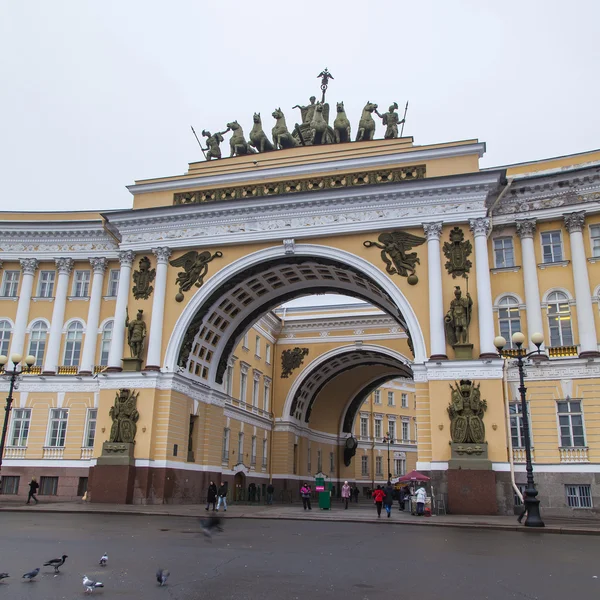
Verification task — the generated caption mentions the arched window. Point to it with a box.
[547,292,574,347]
[28,321,48,366]
[100,321,113,366]
[498,296,521,348]
[0,320,11,356]
[64,322,84,367]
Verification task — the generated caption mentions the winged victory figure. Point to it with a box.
[169,250,223,301]
[363,231,426,280]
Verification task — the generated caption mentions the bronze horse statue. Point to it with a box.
[333,101,351,143]
[355,101,378,142]
[227,121,257,157]
[310,102,329,145]
[249,113,274,153]
[271,108,298,150]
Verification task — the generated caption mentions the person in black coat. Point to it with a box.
[383,481,394,518]
[205,481,217,511]
[27,478,39,505]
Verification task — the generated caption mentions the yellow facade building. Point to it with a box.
[1,129,600,516]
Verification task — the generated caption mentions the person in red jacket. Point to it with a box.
[372,485,385,518]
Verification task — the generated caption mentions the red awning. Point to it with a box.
[397,470,430,482]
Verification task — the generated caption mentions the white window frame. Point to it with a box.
[360,416,369,438]
[83,408,97,448]
[251,435,257,466]
[63,321,84,366]
[361,455,369,476]
[498,295,522,348]
[37,270,56,298]
[238,431,244,458]
[374,418,382,439]
[72,270,91,297]
[100,321,113,366]
[10,408,31,447]
[509,401,532,448]
[388,420,396,442]
[1,271,20,297]
[28,321,48,367]
[240,371,248,403]
[540,230,563,263]
[262,438,268,468]
[375,455,383,476]
[387,391,394,406]
[222,428,230,463]
[242,332,249,349]
[263,381,270,413]
[0,320,12,356]
[401,421,409,442]
[47,408,69,447]
[493,236,515,268]
[401,393,408,408]
[547,292,574,347]
[374,390,381,404]
[394,458,406,476]
[106,269,120,297]
[557,399,586,448]
[589,224,600,258]
[255,335,261,357]
[265,344,271,364]
[566,484,593,508]
[252,377,259,407]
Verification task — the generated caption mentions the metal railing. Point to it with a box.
[548,346,578,358]
[57,365,78,375]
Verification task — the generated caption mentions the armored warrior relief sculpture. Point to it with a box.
[109,388,140,444]
[125,309,147,359]
[375,103,405,139]
[169,250,223,302]
[443,227,473,278]
[202,129,229,160]
[132,256,156,300]
[448,380,487,444]
[363,231,426,284]
[444,286,473,346]
[281,347,309,378]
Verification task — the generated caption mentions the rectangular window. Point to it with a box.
[541,231,563,263]
[402,421,409,441]
[401,393,408,408]
[317,449,322,473]
[263,382,270,413]
[84,409,97,448]
[240,372,248,403]
[252,377,259,407]
[225,365,234,396]
[360,416,368,438]
[255,335,261,357]
[107,269,120,297]
[1,271,20,297]
[10,408,31,447]
[262,438,268,468]
[361,455,369,476]
[243,332,249,348]
[566,484,593,508]
[37,270,56,297]
[266,344,271,364]
[374,390,381,404]
[394,458,406,476]
[374,419,382,439]
[251,436,257,466]
[590,224,600,258]
[100,324,112,366]
[47,408,68,447]
[238,432,244,457]
[557,400,586,447]
[329,451,335,473]
[39,476,59,495]
[0,475,19,495]
[493,237,515,268]
[387,391,394,406]
[73,270,91,297]
[388,421,396,443]
[28,324,47,366]
[375,456,383,476]
[509,402,531,448]
[222,428,230,463]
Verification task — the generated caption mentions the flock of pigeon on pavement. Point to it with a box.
[0,516,223,594]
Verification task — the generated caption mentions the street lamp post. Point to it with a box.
[383,432,391,481]
[494,331,545,528]
[0,354,35,490]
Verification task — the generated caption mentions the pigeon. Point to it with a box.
[156,568,170,586]
[83,575,104,593]
[22,568,40,582]
[99,553,108,567]
[43,554,68,573]
[199,515,223,539]
[0,573,9,582]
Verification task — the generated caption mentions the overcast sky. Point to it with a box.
[1,1,599,214]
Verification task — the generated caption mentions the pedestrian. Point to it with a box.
[26,477,39,505]
[341,481,351,509]
[267,482,274,505]
[353,485,360,503]
[205,480,217,511]
[399,485,410,511]
[372,485,385,518]
[300,483,312,510]
[517,504,528,524]
[383,480,394,518]
[216,481,228,512]
[415,484,427,516]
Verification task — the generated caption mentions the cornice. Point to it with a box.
[281,316,398,332]
[506,358,600,382]
[413,360,504,382]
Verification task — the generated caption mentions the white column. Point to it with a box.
[107,250,135,371]
[9,258,39,359]
[43,258,73,373]
[565,212,599,357]
[469,218,496,357]
[516,219,546,353]
[79,257,108,374]
[423,222,446,359]
[145,247,171,370]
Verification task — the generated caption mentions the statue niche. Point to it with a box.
[444,285,473,358]
[447,380,487,444]
[109,389,140,444]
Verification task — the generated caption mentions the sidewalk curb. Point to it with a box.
[1,506,597,536]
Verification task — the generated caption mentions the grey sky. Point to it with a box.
[1,0,599,214]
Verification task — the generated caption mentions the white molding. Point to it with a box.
[1,459,96,468]
[223,407,272,430]
[25,317,51,333]
[413,360,504,382]
[62,317,86,334]
[277,332,406,344]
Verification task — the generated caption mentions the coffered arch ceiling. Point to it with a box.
[176,255,415,386]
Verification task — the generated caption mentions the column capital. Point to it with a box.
[118,250,136,267]
[516,219,536,239]
[55,257,74,275]
[89,256,108,274]
[469,218,490,237]
[564,211,586,234]
[423,222,443,240]
[20,258,39,275]
[152,247,172,264]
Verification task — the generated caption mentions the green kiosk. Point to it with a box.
[315,472,332,510]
